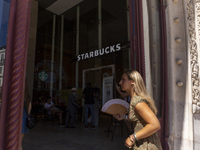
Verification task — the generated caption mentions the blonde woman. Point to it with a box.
[114,70,162,149]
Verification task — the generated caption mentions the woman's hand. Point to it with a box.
[113,114,124,121]
[116,83,120,90]
[125,136,134,149]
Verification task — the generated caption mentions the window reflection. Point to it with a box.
[34,0,130,105]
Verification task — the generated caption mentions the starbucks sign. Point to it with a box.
[77,43,121,61]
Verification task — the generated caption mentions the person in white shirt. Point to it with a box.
[44,97,63,125]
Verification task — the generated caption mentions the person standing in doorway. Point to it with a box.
[83,83,95,129]
[94,87,101,127]
[65,87,79,128]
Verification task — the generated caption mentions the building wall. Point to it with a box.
[166,0,200,149]
[26,0,38,101]
[166,0,191,149]
[193,0,200,149]
[193,1,200,149]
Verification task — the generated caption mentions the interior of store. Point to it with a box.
[33,0,130,109]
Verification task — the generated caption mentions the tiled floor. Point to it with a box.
[23,115,130,150]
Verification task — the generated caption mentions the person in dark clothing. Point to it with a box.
[83,83,95,129]
[65,88,79,128]
[94,87,101,127]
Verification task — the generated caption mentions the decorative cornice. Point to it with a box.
[186,0,200,113]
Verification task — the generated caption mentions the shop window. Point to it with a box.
[34,0,131,105]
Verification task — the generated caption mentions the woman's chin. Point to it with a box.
[121,88,126,92]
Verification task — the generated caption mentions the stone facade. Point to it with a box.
[165,0,200,149]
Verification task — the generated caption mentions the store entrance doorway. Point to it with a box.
[82,64,115,103]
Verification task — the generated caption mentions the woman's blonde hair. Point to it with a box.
[124,70,157,114]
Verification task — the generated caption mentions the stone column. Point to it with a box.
[0,0,32,149]
[166,0,194,149]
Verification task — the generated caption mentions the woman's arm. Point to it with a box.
[133,102,160,140]
[124,102,160,148]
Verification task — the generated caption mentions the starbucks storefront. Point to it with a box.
[0,0,168,149]
[34,0,131,104]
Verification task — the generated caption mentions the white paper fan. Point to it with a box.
[101,99,129,115]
